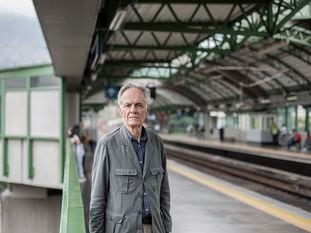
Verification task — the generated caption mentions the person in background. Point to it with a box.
[219,127,224,142]
[280,124,288,135]
[80,121,90,146]
[271,120,279,146]
[186,123,193,137]
[68,124,86,182]
[278,124,288,147]
[302,130,311,152]
[287,129,301,150]
[89,82,172,233]
[154,123,161,133]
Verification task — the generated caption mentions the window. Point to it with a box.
[287,106,296,131]
[277,108,286,128]
[250,115,260,129]
[5,78,26,89]
[297,105,306,131]
[31,76,60,87]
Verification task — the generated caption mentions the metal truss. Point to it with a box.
[85,0,311,98]
[274,26,311,47]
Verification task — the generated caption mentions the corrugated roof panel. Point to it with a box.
[170,4,200,22]
[156,88,195,105]
[208,81,236,98]
[164,33,190,46]
[127,4,162,22]
[150,4,180,22]
[150,32,171,45]
[135,32,159,46]
[107,31,128,45]
[216,78,241,96]
[281,55,311,79]
[107,51,126,60]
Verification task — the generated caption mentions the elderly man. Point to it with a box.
[89,83,172,233]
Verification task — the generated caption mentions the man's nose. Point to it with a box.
[130,105,138,112]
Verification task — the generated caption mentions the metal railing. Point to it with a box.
[59,140,86,233]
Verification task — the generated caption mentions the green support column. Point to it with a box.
[28,139,34,179]
[285,107,288,128]
[60,77,66,183]
[0,79,8,176]
[27,77,34,179]
[295,106,298,130]
[306,107,310,131]
[2,138,8,176]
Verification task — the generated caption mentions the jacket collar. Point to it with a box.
[124,125,148,143]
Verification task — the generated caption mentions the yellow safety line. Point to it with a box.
[168,162,311,232]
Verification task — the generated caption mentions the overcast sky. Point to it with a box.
[0,0,51,69]
[0,0,36,18]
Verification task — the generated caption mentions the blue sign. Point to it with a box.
[104,85,120,99]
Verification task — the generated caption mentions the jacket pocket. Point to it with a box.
[105,215,124,233]
[115,169,138,193]
[151,167,164,189]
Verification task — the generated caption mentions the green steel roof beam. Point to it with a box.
[255,0,311,34]
[101,62,185,69]
[274,26,311,47]
[134,0,268,4]
[275,0,311,32]
[97,74,172,80]
[122,22,268,37]
[103,59,172,64]
[106,44,233,53]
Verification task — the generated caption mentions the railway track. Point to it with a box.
[164,141,311,200]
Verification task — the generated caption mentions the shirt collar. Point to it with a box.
[125,126,148,142]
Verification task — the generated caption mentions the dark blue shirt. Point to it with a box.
[126,127,151,219]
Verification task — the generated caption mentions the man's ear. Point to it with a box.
[119,106,123,116]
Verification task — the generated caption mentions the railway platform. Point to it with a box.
[80,141,311,233]
[168,160,311,233]
[161,134,311,161]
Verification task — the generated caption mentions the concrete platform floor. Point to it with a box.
[81,142,311,233]
[169,160,311,233]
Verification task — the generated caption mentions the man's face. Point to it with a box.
[119,88,148,129]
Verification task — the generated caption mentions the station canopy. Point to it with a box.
[34,0,311,111]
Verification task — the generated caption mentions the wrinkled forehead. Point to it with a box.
[120,88,147,104]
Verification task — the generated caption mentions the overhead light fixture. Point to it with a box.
[109,10,127,31]
[259,98,271,104]
[235,102,244,109]
[91,73,97,81]
[209,111,218,117]
[219,103,226,109]
[286,95,298,101]
[98,54,106,65]
[207,104,213,110]
[210,111,226,118]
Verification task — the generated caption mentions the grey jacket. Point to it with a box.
[89,125,172,233]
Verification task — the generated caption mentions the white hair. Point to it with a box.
[117,82,153,106]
